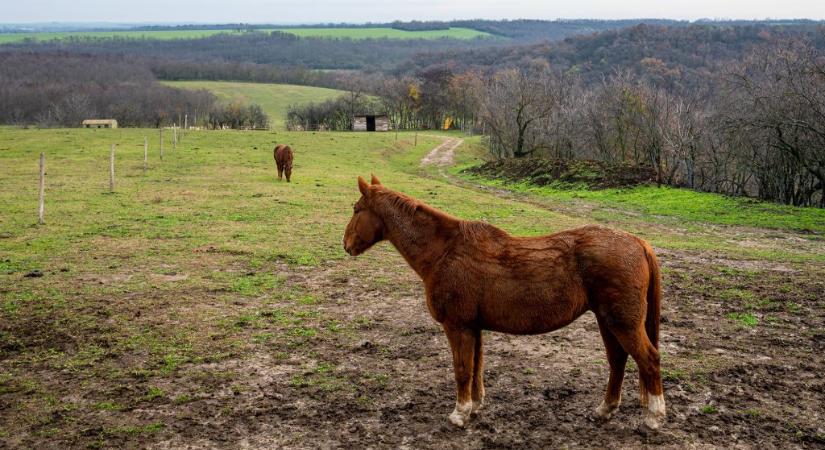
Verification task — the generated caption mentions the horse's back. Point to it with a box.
[275,145,293,164]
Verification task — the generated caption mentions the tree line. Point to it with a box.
[470,41,825,207]
[0,53,268,129]
[286,36,824,207]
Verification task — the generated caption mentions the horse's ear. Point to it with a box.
[357,176,370,197]
[370,174,382,185]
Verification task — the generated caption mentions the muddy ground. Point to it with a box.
[7,242,823,449]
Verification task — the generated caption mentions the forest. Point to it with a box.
[0,53,268,128]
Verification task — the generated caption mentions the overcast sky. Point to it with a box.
[5,0,825,24]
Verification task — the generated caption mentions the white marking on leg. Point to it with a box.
[449,401,473,427]
[643,394,666,430]
[649,394,666,417]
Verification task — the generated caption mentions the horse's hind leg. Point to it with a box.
[471,329,484,414]
[610,326,665,430]
[276,163,283,180]
[594,319,628,420]
[443,325,477,427]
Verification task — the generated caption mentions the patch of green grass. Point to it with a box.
[719,289,757,302]
[106,422,165,435]
[661,368,689,382]
[274,27,491,40]
[740,408,761,417]
[145,387,165,401]
[727,312,759,328]
[701,405,719,414]
[230,273,282,297]
[458,171,825,234]
[94,401,122,411]
[173,394,192,404]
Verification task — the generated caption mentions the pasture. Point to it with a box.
[0,27,490,44]
[272,27,491,40]
[162,81,348,129]
[0,128,823,448]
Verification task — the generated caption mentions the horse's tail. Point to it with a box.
[642,241,661,349]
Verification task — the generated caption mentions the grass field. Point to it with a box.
[273,27,491,39]
[0,27,490,44]
[163,81,348,129]
[1,128,823,448]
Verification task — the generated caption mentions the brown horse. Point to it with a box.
[274,144,294,182]
[343,175,666,431]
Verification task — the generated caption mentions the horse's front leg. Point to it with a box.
[443,325,477,427]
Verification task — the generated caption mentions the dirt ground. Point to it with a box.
[4,219,825,449]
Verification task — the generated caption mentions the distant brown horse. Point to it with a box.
[343,175,665,430]
[274,144,294,182]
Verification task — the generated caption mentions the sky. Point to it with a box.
[3,0,825,24]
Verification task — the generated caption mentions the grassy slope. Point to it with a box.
[0,27,490,44]
[162,81,348,129]
[0,128,823,447]
[273,27,490,39]
[450,139,825,235]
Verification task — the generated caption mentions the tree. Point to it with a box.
[480,65,571,158]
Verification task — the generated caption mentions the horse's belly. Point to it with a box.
[478,294,588,335]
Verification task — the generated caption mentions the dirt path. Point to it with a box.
[420,136,463,167]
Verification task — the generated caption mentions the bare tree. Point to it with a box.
[480,65,571,158]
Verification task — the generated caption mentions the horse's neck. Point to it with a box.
[378,198,455,278]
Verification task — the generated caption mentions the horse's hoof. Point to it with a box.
[471,399,484,415]
[449,411,468,427]
[449,402,472,427]
[640,412,665,433]
[594,400,619,420]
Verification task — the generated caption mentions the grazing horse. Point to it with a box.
[274,144,294,182]
[343,175,666,431]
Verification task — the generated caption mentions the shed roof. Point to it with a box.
[82,119,118,125]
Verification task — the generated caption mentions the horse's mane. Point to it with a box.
[458,220,509,241]
[373,188,509,241]
[373,189,420,218]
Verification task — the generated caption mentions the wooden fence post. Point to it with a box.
[173,124,178,150]
[143,136,148,174]
[109,144,115,192]
[160,128,164,161]
[38,153,45,224]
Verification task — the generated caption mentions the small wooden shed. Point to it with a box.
[352,114,389,132]
[82,119,118,129]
